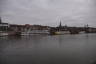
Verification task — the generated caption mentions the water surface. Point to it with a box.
[0,34,96,64]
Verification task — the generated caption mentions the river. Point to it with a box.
[0,34,96,64]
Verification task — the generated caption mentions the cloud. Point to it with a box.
[0,0,96,27]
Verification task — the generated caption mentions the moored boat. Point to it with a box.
[21,30,50,36]
[8,31,21,36]
[0,32,8,37]
[54,31,70,35]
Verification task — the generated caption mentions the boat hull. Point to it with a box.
[54,31,70,35]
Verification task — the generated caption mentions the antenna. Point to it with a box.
[0,17,2,23]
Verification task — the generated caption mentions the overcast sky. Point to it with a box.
[0,0,96,27]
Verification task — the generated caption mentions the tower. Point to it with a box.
[59,20,62,28]
[58,20,62,31]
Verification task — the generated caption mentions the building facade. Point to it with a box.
[0,18,9,32]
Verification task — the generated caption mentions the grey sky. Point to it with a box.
[0,0,96,27]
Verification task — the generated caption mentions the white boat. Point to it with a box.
[54,31,70,35]
[21,30,50,36]
[0,32,8,37]
[79,31,85,34]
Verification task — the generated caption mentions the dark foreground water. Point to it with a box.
[0,34,96,64]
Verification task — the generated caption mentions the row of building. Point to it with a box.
[1,17,96,35]
[0,18,50,32]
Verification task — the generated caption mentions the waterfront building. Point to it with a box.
[9,24,26,32]
[84,24,96,33]
[31,25,50,30]
[0,17,9,32]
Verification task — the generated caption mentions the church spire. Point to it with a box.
[59,20,62,28]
